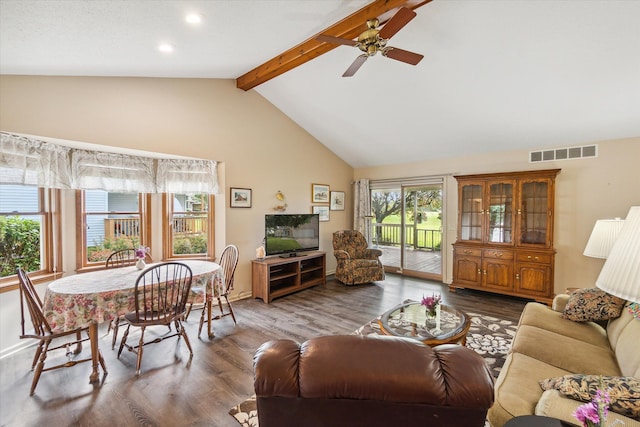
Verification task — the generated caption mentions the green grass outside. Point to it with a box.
[375,211,442,249]
[381,211,441,229]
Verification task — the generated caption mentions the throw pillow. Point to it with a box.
[561,288,626,322]
[539,374,640,420]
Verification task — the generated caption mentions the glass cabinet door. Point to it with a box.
[519,179,551,246]
[487,181,514,244]
[459,183,483,241]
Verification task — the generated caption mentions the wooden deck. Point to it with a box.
[376,245,442,275]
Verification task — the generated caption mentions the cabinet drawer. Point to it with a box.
[455,247,482,257]
[516,252,552,264]
[482,249,514,260]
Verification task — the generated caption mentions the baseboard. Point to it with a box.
[0,340,35,360]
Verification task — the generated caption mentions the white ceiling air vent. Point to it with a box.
[529,145,597,163]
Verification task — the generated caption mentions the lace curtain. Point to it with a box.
[157,158,218,194]
[353,178,372,245]
[0,132,219,194]
[0,133,73,188]
[72,149,156,193]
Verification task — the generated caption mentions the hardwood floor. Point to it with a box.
[0,274,529,427]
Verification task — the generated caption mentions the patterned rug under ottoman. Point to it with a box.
[229,312,517,427]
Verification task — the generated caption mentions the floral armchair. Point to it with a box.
[332,230,385,285]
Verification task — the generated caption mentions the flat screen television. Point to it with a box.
[265,214,320,257]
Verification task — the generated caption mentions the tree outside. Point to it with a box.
[371,188,442,250]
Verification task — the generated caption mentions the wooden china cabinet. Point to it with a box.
[450,169,560,304]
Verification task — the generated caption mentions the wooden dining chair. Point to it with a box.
[117,262,193,375]
[197,244,239,337]
[105,248,155,348]
[17,268,107,395]
[105,248,153,268]
[105,248,137,268]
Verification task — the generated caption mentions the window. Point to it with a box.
[0,184,62,289]
[76,190,151,270]
[163,193,214,259]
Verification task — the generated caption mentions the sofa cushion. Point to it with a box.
[351,259,381,268]
[510,325,621,375]
[539,374,640,420]
[518,302,609,347]
[488,352,571,427]
[561,288,626,322]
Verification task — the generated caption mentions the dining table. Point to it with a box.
[42,259,222,382]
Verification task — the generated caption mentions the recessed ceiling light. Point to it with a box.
[157,43,174,53]
[185,13,202,25]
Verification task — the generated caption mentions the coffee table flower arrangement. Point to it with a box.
[421,293,441,318]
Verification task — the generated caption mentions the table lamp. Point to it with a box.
[583,218,625,259]
[595,207,640,315]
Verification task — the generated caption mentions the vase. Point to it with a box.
[425,305,442,333]
[425,309,437,327]
[136,258,146,270]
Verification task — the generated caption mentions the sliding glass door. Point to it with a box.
[370,179,444,280]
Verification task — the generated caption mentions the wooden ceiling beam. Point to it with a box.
[236,0,433,91]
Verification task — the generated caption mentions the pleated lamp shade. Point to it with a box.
[596,206,640,302]
[583,218,625,259]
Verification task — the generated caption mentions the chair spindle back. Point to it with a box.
[105,249,137,268]
[17,268,52,337]
[133,262,193,323]
[219,244,239,293]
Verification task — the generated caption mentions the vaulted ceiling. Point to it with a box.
[1,0,639,168]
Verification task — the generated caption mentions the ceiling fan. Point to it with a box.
[316,7,424,77]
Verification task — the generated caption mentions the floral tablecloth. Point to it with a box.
[43,260,222,332]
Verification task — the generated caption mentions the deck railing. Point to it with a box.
[105,217,140,239]
[371,223,442,251]
[104,216,207,240]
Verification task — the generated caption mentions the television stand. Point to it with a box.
[279,252,298,258]
[252,251,326,303]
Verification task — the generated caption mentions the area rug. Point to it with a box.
[229,312,517,427]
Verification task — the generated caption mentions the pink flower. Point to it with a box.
[421,293,441,313]
[574,402,601,426]
[573,387,616,427]
[135,246,149,259]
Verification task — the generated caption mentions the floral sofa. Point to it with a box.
[332,230,385,285]
[488,289,640,426]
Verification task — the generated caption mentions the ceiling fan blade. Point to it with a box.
[383,47,424,65]
[342,55,368,77]
[316,34,358,47]
[378,7,417,40]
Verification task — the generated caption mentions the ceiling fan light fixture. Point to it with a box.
[317,7,422,77]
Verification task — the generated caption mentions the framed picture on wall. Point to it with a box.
[330,191,345,210]
[311,183,330,203]
[313,205,330,222]
[230,187,252,208]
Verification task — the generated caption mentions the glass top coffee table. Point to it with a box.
[378,300,471,346]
